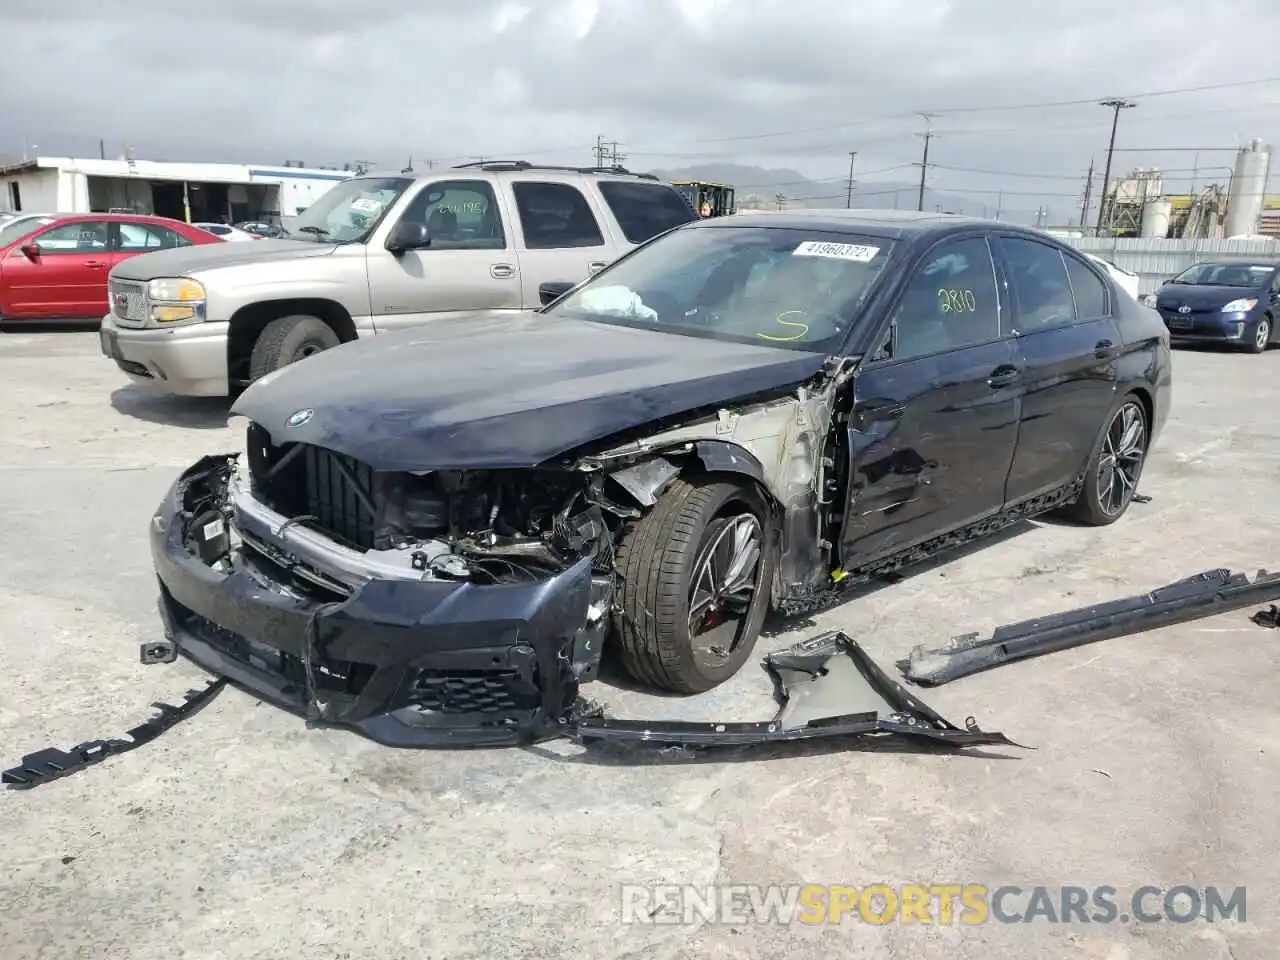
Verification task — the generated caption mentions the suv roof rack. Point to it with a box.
[449,160,659,180]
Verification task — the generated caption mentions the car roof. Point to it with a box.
[357,160,669,185]
[39,212,192,225]
[1190,259,1278,268]
[691,207,1039,239]
[692,208,1027,241]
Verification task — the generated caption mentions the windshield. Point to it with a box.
[287,176,412,243]
[1170,261,1273,287]
[545,224,894,351]
[0,216,56,247]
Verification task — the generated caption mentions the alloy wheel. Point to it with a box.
[1256,319,1271,352]
[1096,401,1147,517]
[687,513,763,668]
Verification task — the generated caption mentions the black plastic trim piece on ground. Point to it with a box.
[898,568,1280,687]
[570,631,1018,752]
[1251,605,1280,629]
[1,679,227,790]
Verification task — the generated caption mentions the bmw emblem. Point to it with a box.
[1178,304,1192,314]
[285,408,313,428]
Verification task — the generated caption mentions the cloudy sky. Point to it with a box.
[3,0,1278,219]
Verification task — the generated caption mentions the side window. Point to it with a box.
[398,179,506,250]
[887,236,1001,361]
[597,181,697,244]
[30,221,110,253]
[512,182,605,250]
[1270,272,1280,295]
[117,224,191,251]
[999,237,1078,332]
[1063,253,1110,320]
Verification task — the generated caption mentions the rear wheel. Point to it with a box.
[248,314,340,381]
[1061,395,1149,526]
[614,477,774,693]
[1248,315,1271,354]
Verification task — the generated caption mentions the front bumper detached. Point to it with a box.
[152,456,597,748]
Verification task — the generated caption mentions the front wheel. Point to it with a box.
[613,477,774,694]
[1247,315,1271,354]
[1060,395,1149,526]
[248,314,341,382]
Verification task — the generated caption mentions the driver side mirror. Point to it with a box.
[385,221,431,254]
[20,243,40,261]
[871,322,895,362]
[539,280,576,306]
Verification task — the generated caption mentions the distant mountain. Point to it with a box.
[647,163,1040,223]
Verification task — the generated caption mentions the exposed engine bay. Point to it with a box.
[244,418,618,591]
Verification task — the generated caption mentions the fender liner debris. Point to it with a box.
[1,679,226,790]
[899,568,1280,687]
[570,631,1017,751]
[1251,605,1280,629]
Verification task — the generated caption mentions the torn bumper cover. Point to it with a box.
[899,567,1280,687]
[152,457,595,748]
[570,631,1016,751]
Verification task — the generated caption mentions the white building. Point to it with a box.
[0,156,352,224]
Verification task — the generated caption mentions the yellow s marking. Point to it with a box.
[758,310,810,341]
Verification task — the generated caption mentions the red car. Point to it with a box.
[0,213,222,322]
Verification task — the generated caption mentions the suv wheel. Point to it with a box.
[248,314,340,381]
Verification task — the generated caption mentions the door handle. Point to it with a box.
[1094,338,1119,359]
[588,261,608,273]
[986,365,1022,389]
[490,263,516,279]
[86,261,107,269]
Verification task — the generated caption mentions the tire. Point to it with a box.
[248,314,341,381]
[1060,394,1149,526]
[613,477,774,694]
[1247,315,1271,354]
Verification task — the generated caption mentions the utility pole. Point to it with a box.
[1079,157,1095,227]
[915,114,936,212]
[593,135,607,167]
[1095,98,1136,235]
[995,191,1003,220]
[607,141,625,167]
[775,193,786,211]
[845,151,857,208]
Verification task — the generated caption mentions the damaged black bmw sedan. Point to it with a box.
[150,210,1171,746]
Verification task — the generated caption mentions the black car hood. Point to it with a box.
[1156,283,1260,309]
[231,311,829,471]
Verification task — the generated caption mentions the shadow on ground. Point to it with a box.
[110,385,231,429]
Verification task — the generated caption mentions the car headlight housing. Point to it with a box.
[1140,294,1157,308]
[147,277,206,324]
[1221,298,1257,313]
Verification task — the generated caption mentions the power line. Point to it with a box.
[641,75,1280,145]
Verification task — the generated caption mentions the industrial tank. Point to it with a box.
[1224,139,1271,238]
[1141,199,1172,238]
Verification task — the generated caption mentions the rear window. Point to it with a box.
[598,181,697,244]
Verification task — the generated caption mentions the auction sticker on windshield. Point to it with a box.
[793,241,881,262]
[350,197,382,212]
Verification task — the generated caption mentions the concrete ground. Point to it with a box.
[1,330,1277,960]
